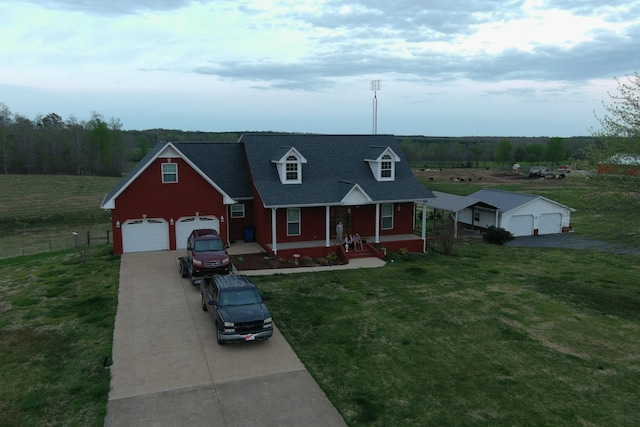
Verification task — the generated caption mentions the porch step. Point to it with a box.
[346,246,376,259]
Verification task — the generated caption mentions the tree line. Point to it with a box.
[399,135,592,169]
[1,72,637,176]
[0,103,238,176]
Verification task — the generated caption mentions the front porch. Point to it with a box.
[260,233,426,260]
[229,233,425,260]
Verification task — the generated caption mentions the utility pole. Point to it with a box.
[371,80,381,134]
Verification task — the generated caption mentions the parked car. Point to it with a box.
[200,275,273,344]
[183,229,231,281]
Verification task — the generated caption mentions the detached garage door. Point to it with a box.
[538,213,562,235]
[508,214,534,237]
[175,216,220,250]
[122,218,170,253]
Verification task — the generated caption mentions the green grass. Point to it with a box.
[0,175,119,259]
[0,246,120,427]
[253,244,640,426]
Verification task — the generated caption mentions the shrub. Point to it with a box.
[483,226,515,245]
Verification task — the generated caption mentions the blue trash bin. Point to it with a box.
[243,227,255,242]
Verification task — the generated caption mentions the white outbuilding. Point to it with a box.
[461,188,574,237]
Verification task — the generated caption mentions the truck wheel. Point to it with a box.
[216,326,224,345]
[180,259,188,278]
[201,294,208,312]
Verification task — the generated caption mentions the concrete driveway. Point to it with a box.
[104,251,346,426]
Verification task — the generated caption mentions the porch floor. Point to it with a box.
[227,234,424,255]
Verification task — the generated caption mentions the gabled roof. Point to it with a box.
[425,191,499,212]
[100,141,252,209]
[239,134,435,207]
[468,188,574,214]
[173,142,253,200]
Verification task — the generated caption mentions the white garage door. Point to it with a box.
[538,213,562,235]
[122,218,170,253]
[175,216,220,249]
[508,215,534,237]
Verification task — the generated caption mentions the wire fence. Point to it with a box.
[0,229,111,260]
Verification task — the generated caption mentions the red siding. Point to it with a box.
[111,158,227,254]
[598,163,640,176]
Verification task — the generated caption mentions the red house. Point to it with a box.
[101,134,435,259]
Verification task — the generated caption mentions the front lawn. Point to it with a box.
[0,247,120,427]
[252,242,640,426]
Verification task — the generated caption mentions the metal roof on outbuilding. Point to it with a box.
[425,191,499,212]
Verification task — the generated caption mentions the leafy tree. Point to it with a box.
[545,137,564,167]
[133,136,149,162]
[87,112,111,175]
[494,139,514,167]
[524,142,545,163]
[0,103,12,174]
[590,72,640,163]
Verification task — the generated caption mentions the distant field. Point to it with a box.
[0,175,121,259]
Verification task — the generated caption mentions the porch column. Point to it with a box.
[453,211,459,239]
[374,203,380,243]
[325,205,331,247]
[271,207,278,255]
[495,209,499,227]
[422,202,427,253]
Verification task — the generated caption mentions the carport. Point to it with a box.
[424,191,500,238]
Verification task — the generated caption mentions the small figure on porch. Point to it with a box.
[343,234,353,252]
[336,220,344,244]
[353,232,364,251]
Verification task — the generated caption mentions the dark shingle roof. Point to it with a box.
[100,141,252,209]
[173,142,253,199]
[101,141,168,208]
[239,134,434,207]
[101,135,435,209]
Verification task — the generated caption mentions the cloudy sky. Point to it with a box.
[1,0,639,136]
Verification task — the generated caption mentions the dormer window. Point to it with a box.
[380,155,393,179]
[285,155,299,181]
[366,147,400,181]
[272,147,307,184]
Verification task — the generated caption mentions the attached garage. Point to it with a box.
[122,218,170,253]
[175,216,220,249]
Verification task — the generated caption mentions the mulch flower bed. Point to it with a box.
[230,253,344,271]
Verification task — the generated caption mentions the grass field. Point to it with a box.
[0,175,120,259]
[252,244,640,425]
[0,171,638,426]
[0,246,120,426]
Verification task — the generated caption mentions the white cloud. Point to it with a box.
[1,0,638,135]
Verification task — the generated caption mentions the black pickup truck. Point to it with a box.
[200,275,273,345]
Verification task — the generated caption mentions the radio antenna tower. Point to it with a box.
[370,80,381,134]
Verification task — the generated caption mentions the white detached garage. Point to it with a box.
[461,188,574,237]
